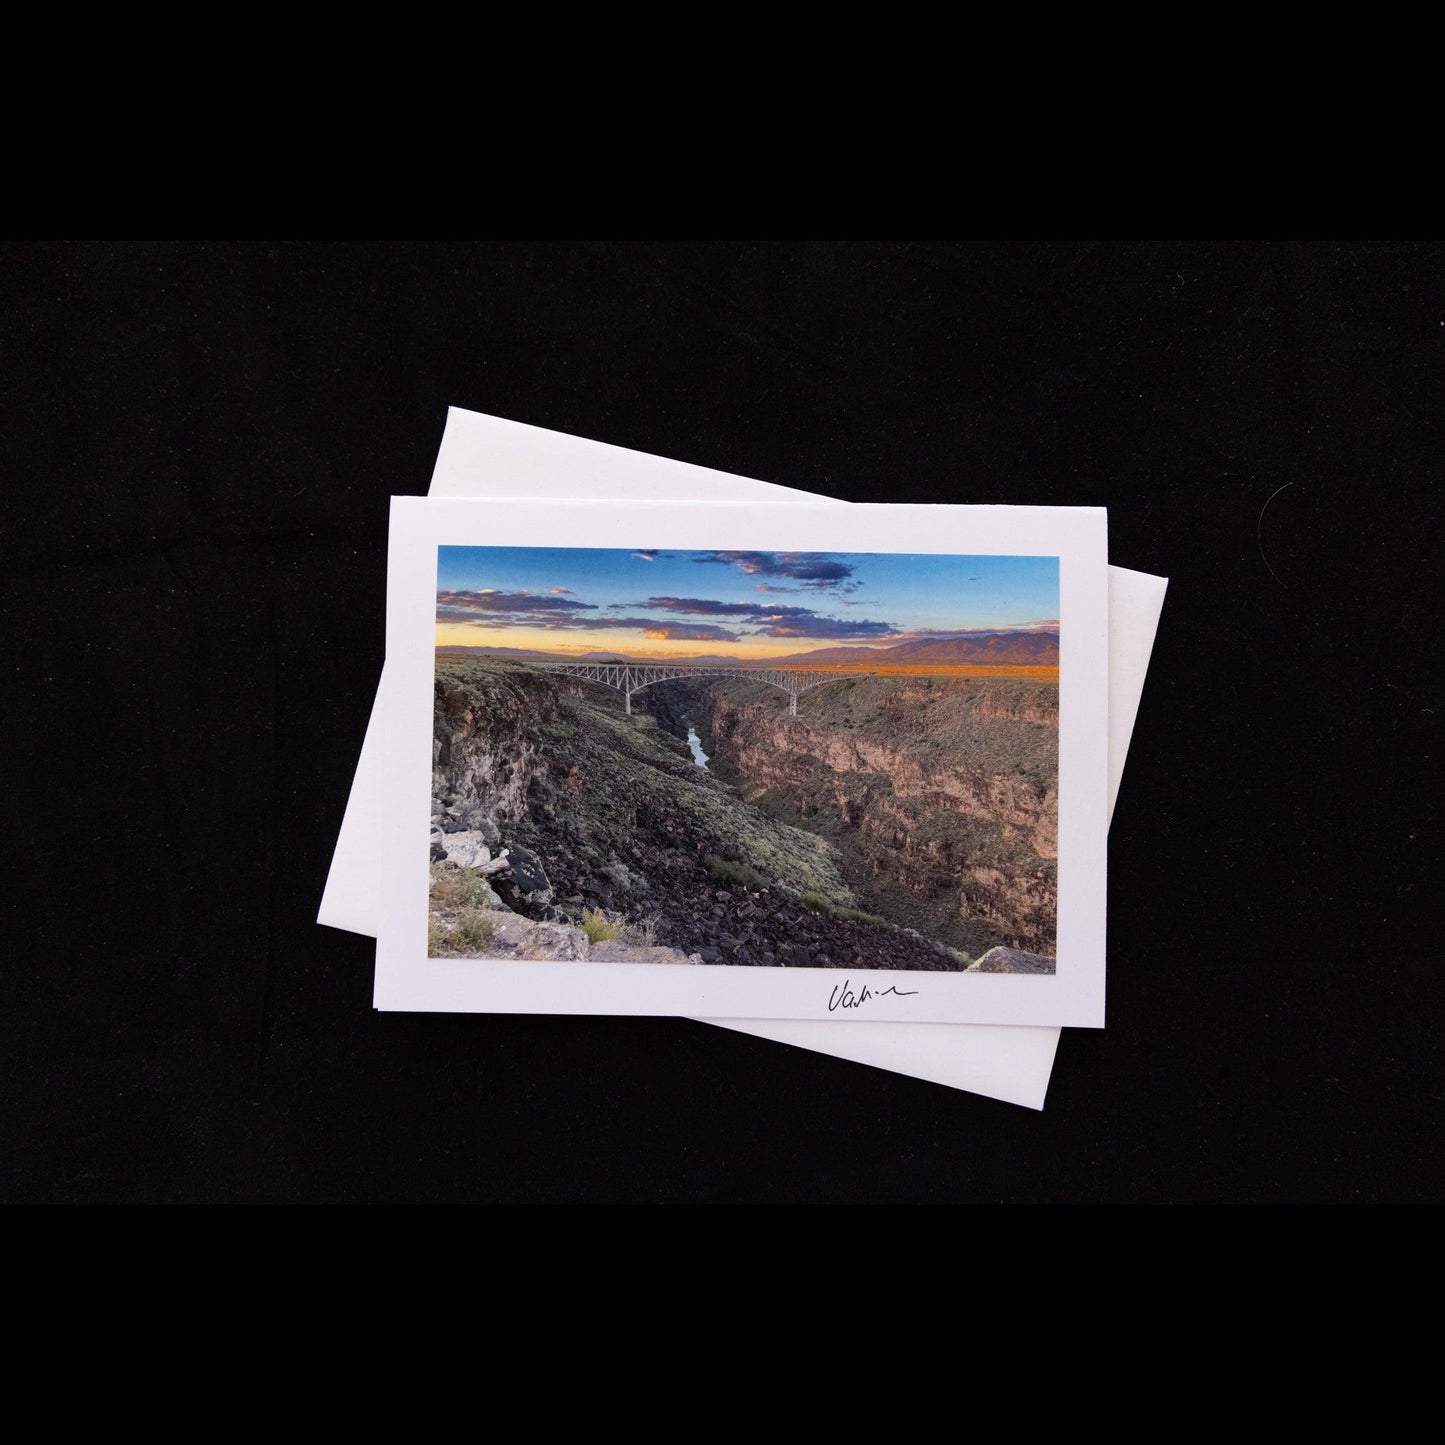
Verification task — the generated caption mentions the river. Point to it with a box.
[686,726,710,769]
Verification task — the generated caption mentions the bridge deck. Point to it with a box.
[532,660,871,715]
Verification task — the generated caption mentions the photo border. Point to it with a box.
[375,496,1108,1027]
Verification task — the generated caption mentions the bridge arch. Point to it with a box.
[532,660,870,716]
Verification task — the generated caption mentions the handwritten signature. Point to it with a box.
[827,979,920,1012]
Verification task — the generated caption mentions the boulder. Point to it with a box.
[442,832,493,869]
[463,812,501,845]
[966,946,1055,975]
[503,844,551,898]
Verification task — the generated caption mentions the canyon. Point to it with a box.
[651,671,1057,957]
[427,655,1057,969]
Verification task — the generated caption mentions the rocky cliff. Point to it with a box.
[434,664,560,826]
[695,673,1058,956]
[428,657,970,970]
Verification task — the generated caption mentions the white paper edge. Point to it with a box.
[376,496,1108,1030]
[319,408,1167,1107]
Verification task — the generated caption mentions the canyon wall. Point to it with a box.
[696,674,1058,956]
[430,657,970,970]
[433,664,561,825]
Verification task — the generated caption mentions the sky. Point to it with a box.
[436,547,1059,659]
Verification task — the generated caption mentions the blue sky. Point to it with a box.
[436,547,1059,658]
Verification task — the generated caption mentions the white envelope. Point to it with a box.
[321,408,1167,1107]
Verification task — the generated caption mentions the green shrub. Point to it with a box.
[581,907,625,944]
[430,907,498,957]
[430,862,483,909]
[799,892,834,915]
[834,906,887,927]
[704,855,767,891]
[453,908,498,954]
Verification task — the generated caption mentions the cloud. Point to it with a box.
[641,624,746,642]
[586,616,699,631]
[640,595,815,619]
[755,616,897,639]
[437,606,601,626]
[452,611,726,634]
[435,579,906,643]
[754,583,799,594]
[693,551,856,589]
[632,550,662,562]
[619,589,900,640]
[436,589,596,615]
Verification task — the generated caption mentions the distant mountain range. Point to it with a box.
[773,631,1060,666]
[437,631,1059,667]
[436,645,578,660]
[435,646,752,666]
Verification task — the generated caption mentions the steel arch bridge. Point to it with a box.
[532,660,871,715]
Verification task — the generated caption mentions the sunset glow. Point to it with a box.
[436,546,1059,660]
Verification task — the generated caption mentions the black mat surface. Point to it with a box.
[4,240,1438,1203]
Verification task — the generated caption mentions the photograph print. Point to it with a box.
[428,544,1061,977]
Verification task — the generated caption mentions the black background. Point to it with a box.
[3,240,1438,1204]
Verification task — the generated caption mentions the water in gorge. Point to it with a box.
[686,725,710,769]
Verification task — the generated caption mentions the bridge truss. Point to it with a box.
[533,660,870,715]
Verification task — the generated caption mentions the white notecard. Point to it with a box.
[320,408,1167,1105]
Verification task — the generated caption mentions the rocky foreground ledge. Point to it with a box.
[448,911,701,965]
[965,946,1056,974]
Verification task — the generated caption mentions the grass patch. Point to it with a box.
[430,862,487,909]
[580,907,657,946]
[429,907,498,957]
[834,906,888,927]
[623,916,657,947]
[581,907,625,944]
[704,855,768,891]
[799,892,834,915]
